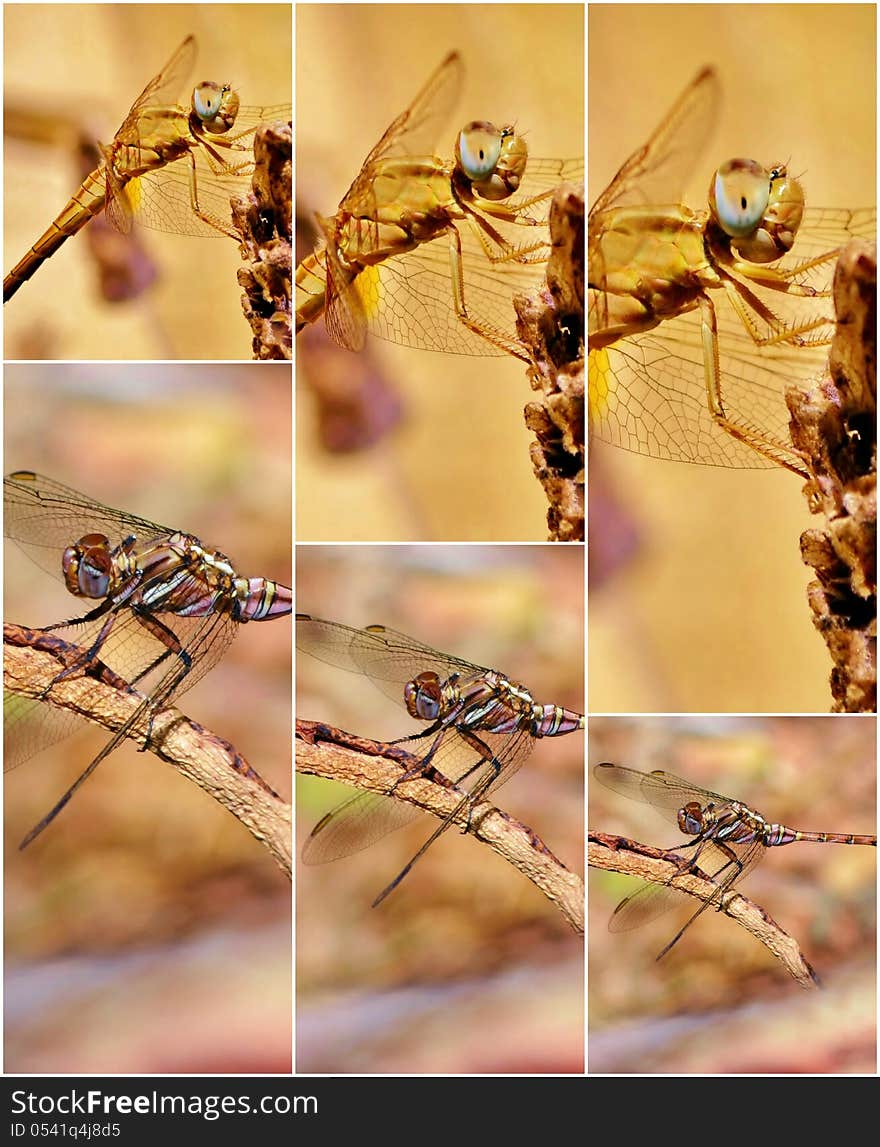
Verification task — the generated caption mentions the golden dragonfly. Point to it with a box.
[588,68,875,475]
[4,35,290,302]
[296,51,583,360]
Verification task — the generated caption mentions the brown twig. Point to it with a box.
[4,624,291,876]
[232,120,292,360]
[515,183,585,542]
[589,831,820,988]
[297,719,584,932]
[787,239,877,712]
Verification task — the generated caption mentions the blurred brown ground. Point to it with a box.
[588,4,876,712]
[4,365,292,1072]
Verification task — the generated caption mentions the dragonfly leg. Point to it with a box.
[126,607,195,748]
[182,151,239,241]
[720,276,830,349]
[462,208,549,266]
[38,610,120,698]
[697,294,810,477]
[445,225,530,360]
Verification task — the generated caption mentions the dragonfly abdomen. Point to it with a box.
[235,577,294,622]
[3,168,108,302]
[765,824,878,847]
[531,703,586,737]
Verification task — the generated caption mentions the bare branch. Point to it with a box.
[4,624,291,876]
[297,719,584,932]
[515,183,585,542]
[589,831,820,989]
[787,239,877,712]
[232,120,292,361]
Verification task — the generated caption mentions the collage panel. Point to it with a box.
[296,2,584,542]
[4,2,291,361]
[588,3,876,713]
[295,544,584,1072]
[588,715,876,1074]
[3,364,293,1072]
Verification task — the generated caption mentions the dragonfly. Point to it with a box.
[4,34,291,301]
[593,762,876,960]
[588,67,875,475]
[4,470,292,847]
[295,51,583,360]
[297,614,584,905]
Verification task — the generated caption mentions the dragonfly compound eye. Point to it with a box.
[678,801,705,836]
[193,82,240,133]
[709,158,771,239]
[404,672,443,721]
[456,121,504,184]
[732,166,806,263]
[62,534,114,598]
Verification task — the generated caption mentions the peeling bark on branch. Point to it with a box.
[4,624,291,875]
[297,719,584,932]
[589,831,820,988]
[787,240,877,712]
[515,184,585,542]
[232,120,292,360]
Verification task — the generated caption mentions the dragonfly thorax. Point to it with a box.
[62,533,138,599]
[190,82,240,134]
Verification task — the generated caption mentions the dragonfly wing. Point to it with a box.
[302,722,535,863]
[5,604,238,771]
[302,787,425,863]
[355,225,553,356]
[338,52,463,219]
[296,615,484,697]
[607,834,764,933]
[114,35,198,139]
[590,67,719,216]
[4,471,173,583]
[589,288,831,472]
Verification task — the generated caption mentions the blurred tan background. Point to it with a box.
[4,365,292,1072]
[588,4,876,711]
[296,545,584,1072]
[3,3,291,360]
[589,716,876,1074]
[296,3,583,541]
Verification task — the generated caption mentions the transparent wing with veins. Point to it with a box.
[590,67,720,218]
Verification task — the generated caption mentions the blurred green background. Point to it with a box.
[296,544,584,1072]
[4,3,291,361]
[589,715,876,1074]
[296,3,583,541]
[588,4,876,711]
[4,364,292,1072]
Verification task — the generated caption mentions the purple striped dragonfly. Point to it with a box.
[594,763,876,959]
[297,614,584,905]
[4,470,292,846]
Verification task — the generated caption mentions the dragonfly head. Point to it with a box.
[709,158,805,263]
[191,82,240,134]
[62,533,120,599]
[404,671,445,722]
[678,800,709,837]
[456,121,528,201]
